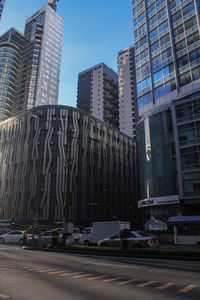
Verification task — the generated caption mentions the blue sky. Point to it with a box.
[0,0,133,107]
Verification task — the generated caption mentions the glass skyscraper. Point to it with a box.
[25,2,64,108]
[133,0,200,222]
[0,1,64,121]
[0,0,5,21]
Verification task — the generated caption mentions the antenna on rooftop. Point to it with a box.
[48,0,59,12]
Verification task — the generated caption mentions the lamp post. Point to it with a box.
[32,111,75,237]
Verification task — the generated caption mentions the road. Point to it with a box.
[0,244,199,300]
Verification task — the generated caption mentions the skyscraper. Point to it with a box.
[0,1,64,121]
[0,28,34,120]
[133,0,200,222]
[77,63,119,129]
[0,0,6,21]
[118,46,137,138]
[24,2,64,108]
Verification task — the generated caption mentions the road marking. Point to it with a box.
[48,270,67,274]
[60,272,82,277]
[102,277,122,283]
[118,278,139,285]
[27,267,50,271]
[88,275,106,281]
[137,281,158,287]
[37,268,58,273]
[0,293,10,298]
[178,285,198,293]
[156,283,176,290]
[74,273,93,278]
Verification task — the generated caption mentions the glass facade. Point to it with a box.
[25,4,64,107]
[0,28,33,121]
[176,98,200,198]
[137,110,177,200]
[134,1,200,221]
[132,0,200,115]
[0,1,5,21]
[0,3,64,121]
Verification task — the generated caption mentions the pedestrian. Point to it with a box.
[23,229,28,246]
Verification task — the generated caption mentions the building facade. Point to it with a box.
[0,1,63,121]
[24,2,64,108]
[0,105,137,226]
[118,46,137,138]
[0,28,34,121]
[133,0,200,222]
[77,63,119,130]
[0,0,6,21]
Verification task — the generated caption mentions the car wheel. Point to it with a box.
[133,244,141,248]
[84,240,90,246]
[101,243,108,247]
[19,239,23,245]
[0,238,5,244]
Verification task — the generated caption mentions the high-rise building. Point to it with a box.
[133,0,200,222]
[0,28,34,121]
[0,0,6,21]
[118,46,137,138]
[77,63,119,129]
[24,2,64,108]
[0,1,64,121]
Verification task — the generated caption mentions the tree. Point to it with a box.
[118,228,131,250]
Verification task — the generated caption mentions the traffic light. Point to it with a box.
[113,216,116,220]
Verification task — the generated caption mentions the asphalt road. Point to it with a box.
[0,244,199,300]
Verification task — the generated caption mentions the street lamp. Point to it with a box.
[32,111,75,238]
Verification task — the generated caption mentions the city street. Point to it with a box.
[0,245,199,299]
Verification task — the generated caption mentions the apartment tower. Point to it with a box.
[77,63,119,129]
[118,46,137,138]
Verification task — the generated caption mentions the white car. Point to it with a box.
[98,231,160,249]
[0,230,24,245]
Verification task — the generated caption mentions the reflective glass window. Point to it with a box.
[179,71,191,86]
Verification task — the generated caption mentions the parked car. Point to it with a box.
[0,230,24,245]
[98,231,160,248]
[36,230,63,247]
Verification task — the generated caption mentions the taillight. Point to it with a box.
[148,239,152,243]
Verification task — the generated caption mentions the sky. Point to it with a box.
[0,0,133,107]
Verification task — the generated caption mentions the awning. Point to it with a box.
[168,216,200,223]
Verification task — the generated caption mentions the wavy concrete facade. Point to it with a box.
[0,105,137,225]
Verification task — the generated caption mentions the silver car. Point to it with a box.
[37,230,63,247]
[0,230,24,245]
[98,231,160,248]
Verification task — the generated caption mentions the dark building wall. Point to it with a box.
[77,71,91,113]
[0,105,138,226]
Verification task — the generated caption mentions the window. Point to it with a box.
[187,32,200,46]
[179,71,191,86]
[189,48,200,63]
[184,17,197,31]
[177,55,189,68]
[192,67,200,81]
